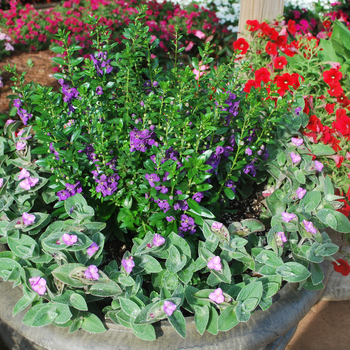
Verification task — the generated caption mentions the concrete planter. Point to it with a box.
[0,243,331,350]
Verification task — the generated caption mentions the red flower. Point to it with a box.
[325,103,335,114]
[267,27,279,41]
[328,82,343,97]
[275,35,287,47]
[233,38,249,54]
[255,67,271,84]
[265,41,278,56]
[332,259,350,276]
[333,110,350,139]
[347,187,350,202]
[259,22,271,36]
[276,73,296,91]
[337,200,350,217]
[274,56,287,69]
[288,20,297,35]
[323,68,342,85]
[336,108,347,119]
[323,20,332,29]
[328,154,344,168]
[337,93,350,107]
[306,115,323,133]
[244,79,257,93]
[246,20,260,32]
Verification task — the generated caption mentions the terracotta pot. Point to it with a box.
[0,243,331,350]
[322,228,350,301]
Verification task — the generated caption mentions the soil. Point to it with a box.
[0,50,60,113]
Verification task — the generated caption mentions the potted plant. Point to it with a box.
[0,7,348,349]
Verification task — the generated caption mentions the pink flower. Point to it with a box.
[62,233,78,246]
[314,160,324,172]
[29,276,47,295]
[84,265,99,280]
[303,220,317,234]
[317,31,327,39]
[207,256,222,271]
[87,242,99,256]
[153,234,165,247]
[151,54,156,59]
[18,168,30,180]
[209,288,224,304]
[122,257,135,273]
[19,177,39,190]
[281,212,296,223]
[0,178,3,188]
[262,187,275,197]
[16,142,26,151]
[291,137,303,146]
[290,152,301,163]
[22,212,35,225]
[296,187,307,199]
[194,30,206,39]
[211,222,223,230]
[277,231,287,245]
[163,301,176,316]
[185,41,195,51]
[150,35,157,44]
[5,42,14,51]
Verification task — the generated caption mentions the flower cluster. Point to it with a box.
[57,181,83,201]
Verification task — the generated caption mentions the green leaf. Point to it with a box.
[193,305,209,335]
[206,306,219,335]
[168,309,186,338]
[218,305,239,331]
[119,297,141,317]
[52,57,66,65]
[134,254,162,274]
[23,304,58,327]
[13,294,35,316]
[70,293,88,311]
[310,262,324,285]
[276,262,311,283]
[166,246,187,274]
[42,230,92,252]
[317,209,350,233]
[89,281,122,297]
[52,264,86,288]
[81,312,106,333]
[310,144,335,156]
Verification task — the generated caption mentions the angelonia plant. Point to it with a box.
[0,7,349,340]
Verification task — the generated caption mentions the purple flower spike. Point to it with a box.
[16,141,26,151]
[314,161,324,172]
[122,257,135,274]
[153,234,165,247]
[62,233,78,246]
[163,301,176,316]
[87,242,99,257]
[290,152,301,164]
[18,168,30,180]
[96,86,103,95]
[84,265,99,280]
[281,212,296,223]
[29,276,47,295]
[209,288,225,304]
[296,187,306,199]
[207,256,222,271]
[291,137,304,147]
[303,220,317,234]
[212,222,223,230]
[22,212,35,225]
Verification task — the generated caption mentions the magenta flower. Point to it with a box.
[209,288,225,304]
[277,231,287,246]
[314,161,324,172]
[166,216,175,222]
[62,233,78,246]
[291,137,304,146]
[245,147,252,156]
[29,276,47,295]
[296,187,307,199]
[290,152,301,164]
[18,168,30,180]
[153,234,165,247]
[207,256,222,271]
[96,86,103,95]
[303,220,317,234]
[0,178,3,188]
[19,177,39,190]
[122,257,135,273]
[84,265,99,280]
[194,30,206,39]
[163,301,176,316]
[16,141,26,151]
[22,212,35,225]
[87,242,99,257]
[281,212,296,223]
[211,222,223,230]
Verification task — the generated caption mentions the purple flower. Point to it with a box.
[290,152,301,164]
[207,256,222,271]
[281,212,296,223]
[122,257,135,274]
[140,101,144,107]
[96,86,103,95]
[192,192,204,203]
[29,276,47,295]
[153,234,165,247]
[19,177,39,190]
[57,190,70,201]
[62,233,78,246]
[225,180,236,192]
[87,242,99,257]
[291,137,303,146]
[5,119,15,125]
[295,107,302,116]
[243,164,257,177]
[166,216,175,222]
[296,187,306,199]
[163,301,176,316]
[245,147,252,156]
[314,161,324,172]
[145,173,160,187]
[22,212,35,225]
[277,231,287,246]
[0,178,3,188]
[209,288,224,304]
[13,99,22,108]
[84,265,99,280]
[303,220,317,234]
[16,142,26,151]
[212,222,223,230]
